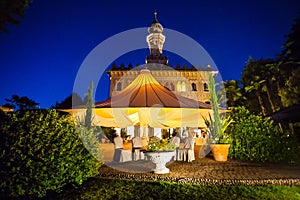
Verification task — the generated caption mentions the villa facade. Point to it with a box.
[105,12,217,138]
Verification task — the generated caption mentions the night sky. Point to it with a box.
[1,0,300,108]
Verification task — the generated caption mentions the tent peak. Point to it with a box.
[140,69,151,74]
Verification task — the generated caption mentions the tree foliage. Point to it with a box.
[277,14,300,108]
[242,58,281,115]
[0,109,102,198]
[75,81,103,164]
[3,94,39,110]
[53,93,83,109]
[236,15,300,139]
[278,67,300,107]
[0,0,32,32]
[101,127,117,143]
[280,14,300,64]
[220,80,245,108]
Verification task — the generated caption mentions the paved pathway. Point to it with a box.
[98,157,300,186]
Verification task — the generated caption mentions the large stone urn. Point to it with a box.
[145,151,175,174]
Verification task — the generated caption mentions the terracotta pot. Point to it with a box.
[212,144,230,162]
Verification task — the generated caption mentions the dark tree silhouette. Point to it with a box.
[277,15,300,108]
[0,0,32,32]
[4,94,39,110]
[280,14,300,65]
[53,93,83,109]
[279,67,300,107]
[242,57,285,115]
[221,80,245,108]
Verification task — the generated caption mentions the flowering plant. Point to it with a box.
[145,137,177,152]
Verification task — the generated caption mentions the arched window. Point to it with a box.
[205,101,211,104]
[176,82,182,92]
[170,82,175,91]
[177,81,187,92]
[203,83,209,91]
[191,83,197,91]
[165,82,169,89]
[181,82,186,92]
[117,82,122,91]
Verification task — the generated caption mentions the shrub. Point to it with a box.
[0,109,102,198]
[227,106,300,163]
[101,127,117,143]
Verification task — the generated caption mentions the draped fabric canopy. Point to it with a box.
[65,69,220,128]
[94,69,211,109]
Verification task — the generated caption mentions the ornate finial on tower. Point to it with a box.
[153,10,158,23]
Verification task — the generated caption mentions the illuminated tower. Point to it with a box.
[146,11,168,64]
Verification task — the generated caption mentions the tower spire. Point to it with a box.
[153,10,158,23]
[146,11,168,65]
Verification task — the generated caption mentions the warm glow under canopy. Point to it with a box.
[65,107,215,128]
[63,69,226,128]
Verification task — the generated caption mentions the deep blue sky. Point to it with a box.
[1,0,300,108]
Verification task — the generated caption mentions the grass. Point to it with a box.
[52,177,300,200]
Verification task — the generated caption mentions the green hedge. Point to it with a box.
[0,109,102,198]
[227,106,300,163]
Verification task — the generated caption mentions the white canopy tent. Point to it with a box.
[64,69,225,129]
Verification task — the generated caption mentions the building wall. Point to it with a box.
[107,65,217,104]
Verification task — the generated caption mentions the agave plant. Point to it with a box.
[202,113,234,144]
[203,73,234,144]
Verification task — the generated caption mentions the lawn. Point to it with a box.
[52,177,300,200]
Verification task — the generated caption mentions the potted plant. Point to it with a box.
[203,114,233,161]
[144,137,177,174]
[204,73,233,161]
